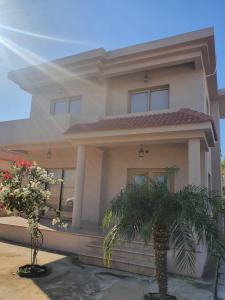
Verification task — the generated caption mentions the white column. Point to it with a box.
[188,139,201,186]
[72,145,86,228]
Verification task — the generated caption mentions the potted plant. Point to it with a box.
[103,176,225,300]
[0,160,64,277]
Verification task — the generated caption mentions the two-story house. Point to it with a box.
[0,27,225,276]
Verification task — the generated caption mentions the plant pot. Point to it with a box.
[144,293,177,300]
[17,264,48,278]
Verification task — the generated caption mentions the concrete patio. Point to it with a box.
[0,240,214,300]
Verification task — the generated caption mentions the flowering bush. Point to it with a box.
[0,160,64,268]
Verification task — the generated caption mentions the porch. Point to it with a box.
[6,136,210,229]
[0,215,208,277]
[0,112,214,277]
[0,216,156,276]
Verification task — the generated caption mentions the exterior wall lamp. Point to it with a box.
[47,149,52,159]
[138,144,149,158]
[138,144,145,158]
[144,74,149,83]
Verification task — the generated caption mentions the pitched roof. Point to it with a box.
[65,108,217,140]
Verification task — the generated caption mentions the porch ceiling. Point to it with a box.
[64,126,212,152]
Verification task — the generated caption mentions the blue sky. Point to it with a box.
[0,0,224,155]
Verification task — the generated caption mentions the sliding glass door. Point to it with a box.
[45,168,75,220]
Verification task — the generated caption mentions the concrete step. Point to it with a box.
[78,251,156,276]
[91,238,154,252]
[87,243,155,263]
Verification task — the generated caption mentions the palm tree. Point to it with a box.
[103,177,225,300]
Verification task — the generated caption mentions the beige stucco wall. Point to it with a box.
[100,144,188,219]
[31,78,108,122]
[82,147,103,224]
[106,66,205,116]
[29,66,206,123]
[0,160,10,169]
[0,78,108,145]
[28,147,76,169]
[23,143,189,225]
[0,65,208,147]
[31,65,206,121]
[3,140,211,225]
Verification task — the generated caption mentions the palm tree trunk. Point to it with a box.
[153,224,169,300]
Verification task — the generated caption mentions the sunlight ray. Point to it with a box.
[0,24,99,47]
[0,36,98,89]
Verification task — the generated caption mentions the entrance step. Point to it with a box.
[78,236,156,276]
[79,251,156,276]
[87,243,155,264]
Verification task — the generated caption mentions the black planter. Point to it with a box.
[144,293,177,300]
[17,264,48,278]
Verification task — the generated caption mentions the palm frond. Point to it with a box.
[103,180,225,278]
[174,185,225,259]
[170,221,196,274]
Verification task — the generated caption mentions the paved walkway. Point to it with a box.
[0,240,213,300]
[217,257,225,299]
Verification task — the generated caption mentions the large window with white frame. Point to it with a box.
[52,97,82,117]
[129,86,169,113]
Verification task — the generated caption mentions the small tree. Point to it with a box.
[0,160,63,276]
[103,178,225,300]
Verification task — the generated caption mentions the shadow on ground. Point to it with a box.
[0,240,214,300]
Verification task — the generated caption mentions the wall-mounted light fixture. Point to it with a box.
[144,74,149,83]
[138,144,145,158]
[47,149,52,159]
[138,144,149,158]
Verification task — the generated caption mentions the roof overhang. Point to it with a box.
[64,122,216,149]
[8,28,217,99]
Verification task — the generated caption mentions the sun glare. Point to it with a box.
[0,27,98,89]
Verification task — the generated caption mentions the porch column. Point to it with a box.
[188,139,201,186]
[72,145,86,228]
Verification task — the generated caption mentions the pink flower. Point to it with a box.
[1,170,12,181]
[15,160,33,168]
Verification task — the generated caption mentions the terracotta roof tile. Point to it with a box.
[65,108,217,140]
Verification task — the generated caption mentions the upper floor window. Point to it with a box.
[129,86,169,113]
[52,97,81,117]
